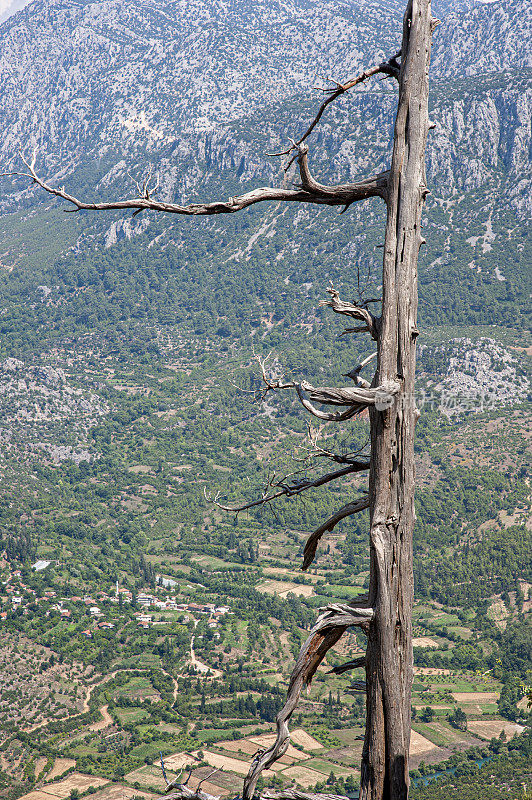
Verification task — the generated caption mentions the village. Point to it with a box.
[0,562,229,637]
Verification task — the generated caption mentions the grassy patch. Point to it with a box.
[115,707,149,724]
[412,723,451,747]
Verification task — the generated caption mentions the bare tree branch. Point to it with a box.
[205,461,369,513]
[243,601,374,800]
[328,655,366,674]
[302,496,370,570]
[269,51,401,162]
[257,355,399,422]
[295,423,371,466]
[346,680,367,692]
[2,146,388,216]
[164,766,222,800]
[343,352,378,389]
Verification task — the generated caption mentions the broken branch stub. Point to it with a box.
[328,655,366,674]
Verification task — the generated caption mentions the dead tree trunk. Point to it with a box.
[361,2,432,797]
[6,2,434,798]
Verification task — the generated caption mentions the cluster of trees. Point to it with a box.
[411,728,532,800]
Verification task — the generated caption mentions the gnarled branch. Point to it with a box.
[257,356,399,422]
[302,495,370,571]
[328,655,366,674]
[243,601,374,800]
[294,423,371,467]
[270,51,401,162]
[2,147,388,217]
[320,286,380,340]
[205,460,369,513]
[346,680,367,692]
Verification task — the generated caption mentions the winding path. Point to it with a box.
[83,666,180,722]
[189,631,222,679]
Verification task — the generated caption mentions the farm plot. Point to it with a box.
[256,580,314,598]
[280,765,327,788]
[198,750,278,777]
[187,773,232,798]
[248,735,310,761]
[125,765,180,791]
[39,774,109,798]
[329,727,364,746]
[325,746,361,766]
[304,759,359,779]
[215,738,302,766]
[115,707,149,725]
[467,721,525,740]
[44,759,76,782]
[412,637,440,648]
[409,731,440,757]
[157,752,197,770]
[191,766,240,795]
[216,739,259,755]
[88,785,157,800]
[113,676,160,702]
[290,729,324,750]
[414,668,451,676]
[412,723,453,747]
[451,692,498,703]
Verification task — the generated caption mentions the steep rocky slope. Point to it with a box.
[0,0,406,162]
[0,0,529,191]
[0,0,530,342]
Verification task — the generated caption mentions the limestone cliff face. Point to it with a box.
[0,0,529,292]
[0,0,405,162]
[432,0,532,77]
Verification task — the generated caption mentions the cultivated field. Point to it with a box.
[44,759,76,782]
[451,692,499,703]
[409,731,440,756]
[256,579,314,598]
[38,774,109,798]
[248,734,310,761]
[281,765,326,787]
[159,752,198,770]
[412,637,440,648]
[467,720,525,740]
[198,750,278,777]
[88,786,156,800]
[290,729,325,750]
[124,765,179,791]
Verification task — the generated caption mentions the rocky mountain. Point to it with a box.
[0,0,529,181]
[0,0,530,347]
[0,0,407,164]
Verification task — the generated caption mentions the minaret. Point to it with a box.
[115,580,119,598]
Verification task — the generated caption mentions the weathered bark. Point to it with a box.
[361,2,432,798]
